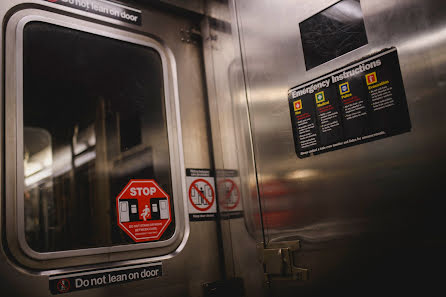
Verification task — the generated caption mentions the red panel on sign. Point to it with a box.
[116,180,171,242]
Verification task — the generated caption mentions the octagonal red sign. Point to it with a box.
[116,180,172,242]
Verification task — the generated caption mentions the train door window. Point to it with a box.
[5,12,186,263]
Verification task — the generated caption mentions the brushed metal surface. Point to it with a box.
[232,0,446,295]
[134,0,205,15]
[0,0,221,296]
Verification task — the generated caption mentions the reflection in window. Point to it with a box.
[23,22,175,252]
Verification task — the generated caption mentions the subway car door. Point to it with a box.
[0,1,222,297]
[224,0,446,296]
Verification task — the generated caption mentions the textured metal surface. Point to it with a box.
[232,0,446,295]
[0,0,220,296]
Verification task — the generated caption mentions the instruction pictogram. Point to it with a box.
[339,82,350,95]
[56,279,70,293]
[219,179,240,210]
[366,72,378,85]
[189,179,215,211]
[294,100,303,111]
[315,91,326,103]
[116,180,171,242]
[186,169,217,221]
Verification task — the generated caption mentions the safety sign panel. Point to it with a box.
[217,169,244,219]
[219,179,240,210]
[49,263,162,294]
[116,180,171,242]
[186,169,217,221]
[43,0,142,26]
[288,47,411,158]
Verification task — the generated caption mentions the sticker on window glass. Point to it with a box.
[116,180,171,242]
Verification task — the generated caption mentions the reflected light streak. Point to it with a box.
[24,162,43,177]
[322,0,363,23]
[286,169,318,180]
[74,151,96,168]
[25,168,52,187]
[399,25,446,54]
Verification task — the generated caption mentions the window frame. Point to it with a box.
[5,10,189,261]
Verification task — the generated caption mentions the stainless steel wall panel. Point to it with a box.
[232,0,446,294]
[137,0,205,15]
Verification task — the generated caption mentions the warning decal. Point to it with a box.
[116,180,171,242]
[217,169,244,220]
[56,279,70,294]
[43,0,142,26]
[219,179,240,210]
[288,47,411,158]
[49,263,162,294]
[186,169,217,221]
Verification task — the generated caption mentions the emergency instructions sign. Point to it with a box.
[186,169,217,221]
[288,48,411,158]
[116,180,171,242]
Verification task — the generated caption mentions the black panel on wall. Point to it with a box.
[300,0,368,70]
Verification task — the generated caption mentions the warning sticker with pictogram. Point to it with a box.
[217,169,244,219]
[49,263,162,295]
[116,180,171,242]
[186,169,216,221]
[56,279,70,294]
[43,0,142,26]
[219,179,240,210]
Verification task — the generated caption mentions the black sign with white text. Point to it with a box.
[49,263,162,294]
[44,0,142,25]
[289,48,411,158]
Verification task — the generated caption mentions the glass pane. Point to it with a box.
[22,22,175,252]
[300,0,368,70]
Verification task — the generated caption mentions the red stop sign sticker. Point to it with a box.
[116,180,172,242]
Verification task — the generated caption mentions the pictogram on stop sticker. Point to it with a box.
[116,180,171,242]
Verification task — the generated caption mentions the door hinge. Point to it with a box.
[180,27,202,44]
[257,240,309,282]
